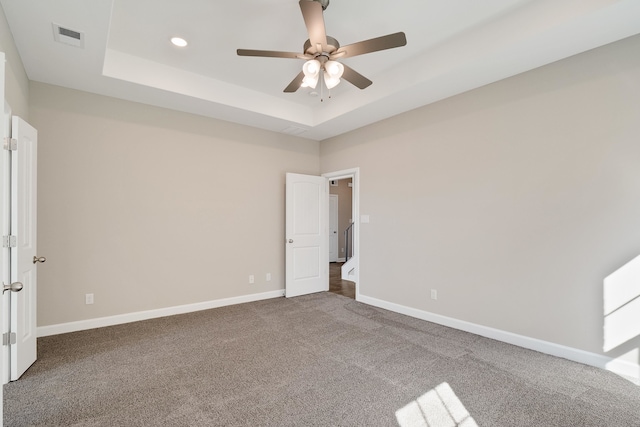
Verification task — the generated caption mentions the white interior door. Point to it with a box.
[285,173,328,298]
[329,194,338,262]
[10,116,38,381]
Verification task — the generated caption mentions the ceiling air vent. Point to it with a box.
[52,23,85,48]
[282,126,308,136]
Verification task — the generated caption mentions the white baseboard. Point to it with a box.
[37,289,285,338]
[358,294,640,385]
[337,257,346,262]
[37,289,639,385]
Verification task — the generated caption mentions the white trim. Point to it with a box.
[337,257,346,262]
[329,193,339,263]
[37,290,285,338]
[359,294,640,385]
[322,168,360,299]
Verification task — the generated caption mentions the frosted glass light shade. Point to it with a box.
[302,59,321,89]
[302,75,319,88]
[303,60,321,78]
[324,72,340,89]
[324,60,344,89]
[324,60,344,79]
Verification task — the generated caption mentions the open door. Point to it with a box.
[285,173,328,297]
[10,116,38,380]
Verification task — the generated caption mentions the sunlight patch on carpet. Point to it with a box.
[396,382,478,427]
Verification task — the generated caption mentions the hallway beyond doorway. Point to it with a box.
[329,262,355,299]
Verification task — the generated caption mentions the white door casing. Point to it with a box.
[10,116,38,381]
[322,168,360,298]
[285,173,328,298]
[329,194,338,262]
[0,51,5,419]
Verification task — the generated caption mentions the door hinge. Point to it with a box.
[2,235,17,248]
[2,332,16,346]
[3,137,17,151]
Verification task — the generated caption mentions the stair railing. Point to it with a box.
[344,222,354,261]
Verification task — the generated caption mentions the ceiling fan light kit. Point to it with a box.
[323,60,343,89]
[302,59,321,88]
[237,0,406,96]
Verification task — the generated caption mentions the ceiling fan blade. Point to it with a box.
[237,49,307,59]
[331,32,407,59]
[284,71,305,93]
[341,64,372,90]
[299,0,328,52]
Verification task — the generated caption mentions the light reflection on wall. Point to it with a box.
[603,255,640,352]
[396,382,478,427]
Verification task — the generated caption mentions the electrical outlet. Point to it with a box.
[249,275,255,284]
[430,289,437,300]
[266,273,271,282]
[85,293,94,305]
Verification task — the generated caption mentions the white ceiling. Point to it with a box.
[2,0,640,141]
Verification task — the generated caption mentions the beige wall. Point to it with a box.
[329,179,353,258]
[8,0,640,364]
[0,4,29,119]
[31,82,319,326]
[321,34,640,359]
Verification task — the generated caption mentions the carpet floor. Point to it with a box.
[4,292,640,426]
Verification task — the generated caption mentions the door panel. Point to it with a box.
[10,116,38,381]
[285,173,328,297]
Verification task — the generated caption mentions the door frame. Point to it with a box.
[329,194,338,262]
[0,51,6,420]
[322,168,360,300]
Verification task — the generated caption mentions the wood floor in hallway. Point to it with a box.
[329,262,355,299]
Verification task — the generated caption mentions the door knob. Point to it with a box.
[3,282,23,293]
[33,256,46,264]
[288,239,294,243]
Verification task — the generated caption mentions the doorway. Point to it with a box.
[323,169,359,300]
[285,168,360,300]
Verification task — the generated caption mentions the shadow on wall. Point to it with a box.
[603,254,640,383]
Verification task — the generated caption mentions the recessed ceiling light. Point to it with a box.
[170,37,188,47]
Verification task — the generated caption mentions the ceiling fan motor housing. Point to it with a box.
[313,0,330,10]
[304,36,340,57]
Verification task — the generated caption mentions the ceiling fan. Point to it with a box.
[237,0,407,93]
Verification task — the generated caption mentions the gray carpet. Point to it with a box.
[4,292,640,426]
